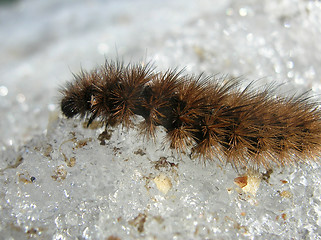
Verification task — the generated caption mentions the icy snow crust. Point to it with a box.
[2,118,321,239]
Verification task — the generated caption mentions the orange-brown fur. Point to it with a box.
[60,60,321,169]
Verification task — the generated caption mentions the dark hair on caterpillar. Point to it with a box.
[59,60,321,170]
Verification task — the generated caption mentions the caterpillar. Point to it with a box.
[59,60,321,170]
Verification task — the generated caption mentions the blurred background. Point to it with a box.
[1,0,321,150]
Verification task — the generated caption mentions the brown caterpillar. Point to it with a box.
[59,60,321,170]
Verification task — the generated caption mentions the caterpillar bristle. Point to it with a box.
[108,63,154,127]
[60,59,321,170]
[87,61,155,127]
[139,69,182,140]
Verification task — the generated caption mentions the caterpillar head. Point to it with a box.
[60,83,95,118]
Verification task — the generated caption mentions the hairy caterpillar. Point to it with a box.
[60,60,321,169]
